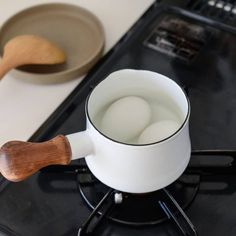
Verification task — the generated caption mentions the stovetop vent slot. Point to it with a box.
[144,15,209,62]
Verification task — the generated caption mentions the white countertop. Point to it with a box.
[0,0,154,145]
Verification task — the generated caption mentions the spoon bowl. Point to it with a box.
[0,35,66,80]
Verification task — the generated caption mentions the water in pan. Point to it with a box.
[92,89,184,144]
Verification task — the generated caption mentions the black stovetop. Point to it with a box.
[1,1,236,235]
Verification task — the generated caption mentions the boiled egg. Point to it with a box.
[101,96,151,142]
[138,120,181,144]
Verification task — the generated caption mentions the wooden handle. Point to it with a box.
[0,135,72,182]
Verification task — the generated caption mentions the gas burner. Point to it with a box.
[76,170,199,236]
[38,150,236,236]
[77,170,200,226]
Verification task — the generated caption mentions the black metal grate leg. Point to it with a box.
[159,188,198,236]
[78,188,115,236]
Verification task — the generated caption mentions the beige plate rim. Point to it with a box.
[0,3,105,78]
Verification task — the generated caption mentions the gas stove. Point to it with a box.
[1,0,236,235]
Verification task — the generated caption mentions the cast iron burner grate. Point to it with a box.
[39,150,236,236]
[76,169,200,226]
[76,168,200,236]
[77,188,198,236]
[186,0,236,24]
[144,15,209,62]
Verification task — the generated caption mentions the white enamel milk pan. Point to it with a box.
[0,69,191,193]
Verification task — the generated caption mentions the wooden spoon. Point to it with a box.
[0,35,66,80]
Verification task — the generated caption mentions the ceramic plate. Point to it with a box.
[0,3,105,83]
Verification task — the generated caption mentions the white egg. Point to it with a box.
[138,120,181,144]
[100,96,151,142]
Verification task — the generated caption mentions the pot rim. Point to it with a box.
[85,69,190,147]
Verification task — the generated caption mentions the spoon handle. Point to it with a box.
[0,135,72,181]
[0,59,14,80]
